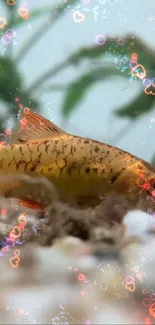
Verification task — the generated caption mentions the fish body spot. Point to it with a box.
[30,141,38,145]
[30,166,35,172]
[110,168,125,184]
[94,146,99,153]
[16,160,26,170]
[44,140,50,153]
[0,159,4,169]
[70,146,74,156]
[48,167,53,172]
[102,237,115,245]
[19,146,24,156]
[93,168,98,174]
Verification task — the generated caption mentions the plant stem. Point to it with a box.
[27,57,70,93]
[15,20,52,62]
[40,84,68,92]
[27,60,123,95]
[108,120,135,145]
[5,2,17,57]
[15,0,79,63]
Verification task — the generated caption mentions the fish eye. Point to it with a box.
[148,178,155,195]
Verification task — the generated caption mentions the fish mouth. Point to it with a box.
[146,189,151,196]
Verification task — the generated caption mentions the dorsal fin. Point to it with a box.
[10,107,64,144]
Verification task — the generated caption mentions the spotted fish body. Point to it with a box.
[0,108,154,210]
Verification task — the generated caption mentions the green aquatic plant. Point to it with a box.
[1,0,155,159]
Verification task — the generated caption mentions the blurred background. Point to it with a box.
[1,2,155,323]
[0,0,155,162]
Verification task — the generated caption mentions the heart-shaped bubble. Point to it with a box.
[9,256,20,268]
[149,302,155,318]
[18,213,27,226]
[136,175,147,188]
[73,11,85,23]
[150,293,155,300]
[131,64,146,80]
[134,266,139,273]
[6,0,16,5]
[142,289,147,295]
[18,7,29,20]
[9,226,21,239]
[14,249,20,257]
[0,18,7,30]
[125,281,136,292]
[1,34,12,45]
[142,298,151,307]
[144,83,155,96]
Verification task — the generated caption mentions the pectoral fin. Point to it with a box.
[11,197,45,212]
[75,195,102,208]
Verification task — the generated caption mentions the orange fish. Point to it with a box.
[0,107,154,211]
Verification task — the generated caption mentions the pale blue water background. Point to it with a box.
[0,0,155,162]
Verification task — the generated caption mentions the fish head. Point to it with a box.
[140,166,155,210]
[111,160,155,212]
[128,160,155,212]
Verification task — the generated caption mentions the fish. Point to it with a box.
[0,106,154,212]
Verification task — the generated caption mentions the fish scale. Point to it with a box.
[0,107,154,211]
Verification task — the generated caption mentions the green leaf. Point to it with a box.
[151,153,155,165]
[114,90,155,119]
[2,0,17,11]
[0,57,22,98]
[62,66,129,118]
[15,0,79,62]
[13,91,39,110]
[2,6,57,33]
[70,34,154,72]
[0,56,38,112]
[28,33,155,95]
[40,84,68,92]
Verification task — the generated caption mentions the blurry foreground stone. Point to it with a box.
[0,230,154,324]
[0,176,154,323]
